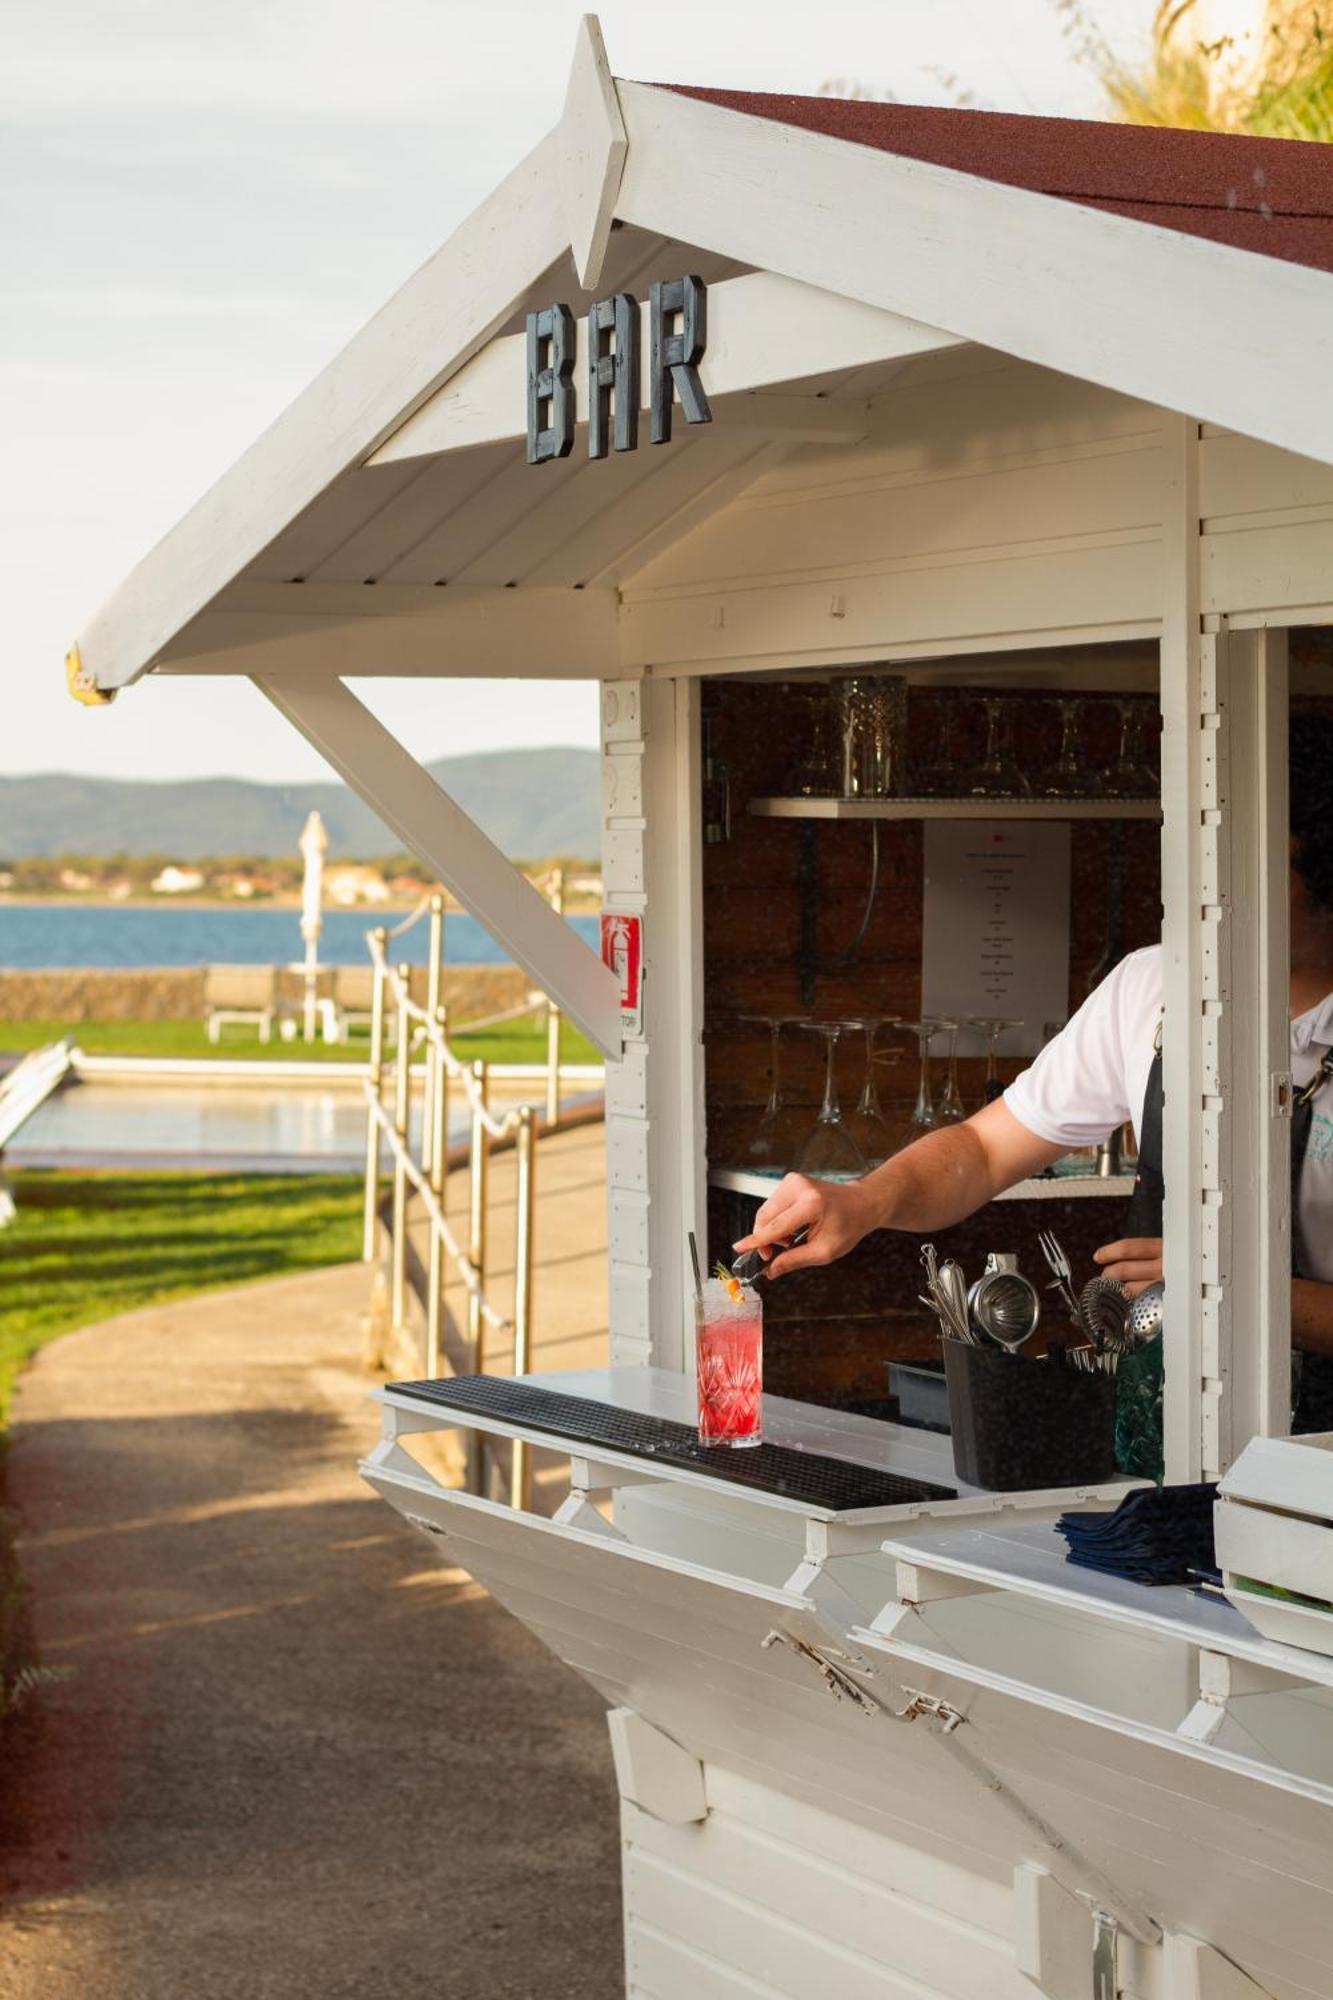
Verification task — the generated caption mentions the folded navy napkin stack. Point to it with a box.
[1056,1482,1218,1586]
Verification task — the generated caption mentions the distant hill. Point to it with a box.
[0,748,601,860]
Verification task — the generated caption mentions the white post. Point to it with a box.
[545,866,564,1131]
[298,809,329,1043]
[1160,416,1207,1483]
[601,676,707,1374]
[1213,626,1292,1460]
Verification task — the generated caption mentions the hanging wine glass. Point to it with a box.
[1101,698,1159,797]
[843,1016,900,1167]
[891,1019,941,1150]
[934,1019,966,1124]
[1037,696,1101,799]
[795,1023,869,1179]
[739,1014,796,1168]
[966,1016,1026,1109]
[960,694,1032,799]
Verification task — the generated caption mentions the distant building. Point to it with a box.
[150,865,205,895]
[58,867,94,891]
[325,864,391,907]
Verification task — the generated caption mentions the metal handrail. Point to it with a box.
[362,896,542,1506]
[366,929,526,1143]
[362,1086,506,1331]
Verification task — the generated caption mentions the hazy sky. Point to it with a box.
[3,0,1152,785]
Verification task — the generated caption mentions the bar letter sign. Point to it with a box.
[527,277,712,464]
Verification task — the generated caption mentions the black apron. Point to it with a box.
[1130,1043,1333,1433]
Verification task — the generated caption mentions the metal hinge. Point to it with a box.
[1272,1071,1294,1118]
[761,1630,880,1716]
[1093,1910,1119,2000]
[893,1687,967,1732]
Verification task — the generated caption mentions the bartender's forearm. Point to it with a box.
[1293,1278,1333,1358]
[858,1099,1068,1236]
[857,1124,999,1234]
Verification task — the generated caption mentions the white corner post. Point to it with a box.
[1161,413,1293,1479]
[1212,624,1292,1461]
[601,676,706,1369]
[254,674,623,1061]
[1160,416,1207,1482]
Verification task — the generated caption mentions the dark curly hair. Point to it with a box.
[1290,710,1333,916]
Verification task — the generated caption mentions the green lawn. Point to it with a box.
[0,1171,363,1427]
[0,1168,365,1720]
[0,1018,601,1067]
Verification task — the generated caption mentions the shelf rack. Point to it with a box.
[709,1165,1135,1204]
[749,796,1161,821]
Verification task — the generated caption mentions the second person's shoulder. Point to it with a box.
[1107,944,1163,1026]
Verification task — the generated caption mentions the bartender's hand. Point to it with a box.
[733,1173,877,1279]
[1093,1236,1163,1298]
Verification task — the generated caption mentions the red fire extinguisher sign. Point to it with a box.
[600,912,644,1038]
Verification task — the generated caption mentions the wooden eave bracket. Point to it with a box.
[254,673,623,1061]
[559,15,628,290]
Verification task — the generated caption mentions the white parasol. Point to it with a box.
[298,810,329,1040]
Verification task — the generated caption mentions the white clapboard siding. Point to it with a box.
[619,537,1162,674]
[626,445,1161,602]
[864,1636,1333,1997]
[607,361,1166,668]
[365,1462,1179,1922]
[1200,433,1333,522]
[1202,515,1333,619]
[624,1800,1037,2000]
[1196,431,1333,618]
[614,363,1165,678]
[703,1766,1014,1940]
[752,362,1162,491]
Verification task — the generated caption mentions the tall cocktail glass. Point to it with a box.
[695,1275,763,1448]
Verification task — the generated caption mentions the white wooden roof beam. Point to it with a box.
[612,80,1333,469]
[254,673,622,1059]
[559,15,627,289]
[372,269,961,465]
[153,582,619,678]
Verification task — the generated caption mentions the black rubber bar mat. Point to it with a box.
[389,1375,956,1513]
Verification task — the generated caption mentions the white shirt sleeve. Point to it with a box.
[1003,949,1158,1150]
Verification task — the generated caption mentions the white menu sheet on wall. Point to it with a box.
[921,821,1071,1058]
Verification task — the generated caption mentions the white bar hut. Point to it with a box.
[69,21,1333,1996]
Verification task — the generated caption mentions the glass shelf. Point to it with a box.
[749,796,1161,821]
[710,1165,1136,1203]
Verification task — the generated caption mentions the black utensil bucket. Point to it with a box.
[944,1342,1117,1490]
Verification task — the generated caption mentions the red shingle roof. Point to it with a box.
[663,87,1333,275]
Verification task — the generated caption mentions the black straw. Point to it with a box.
[687,1231,704,1307]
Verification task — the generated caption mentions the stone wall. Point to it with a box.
[0,964,537,1025]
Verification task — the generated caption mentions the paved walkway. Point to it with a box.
[0,1259,622,1999]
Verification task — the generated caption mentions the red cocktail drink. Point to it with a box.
[695,1276,763,1447]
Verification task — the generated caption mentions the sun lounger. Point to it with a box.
[204,966,280,1043]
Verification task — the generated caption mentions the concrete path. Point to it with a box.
[0,1261,622,1999]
